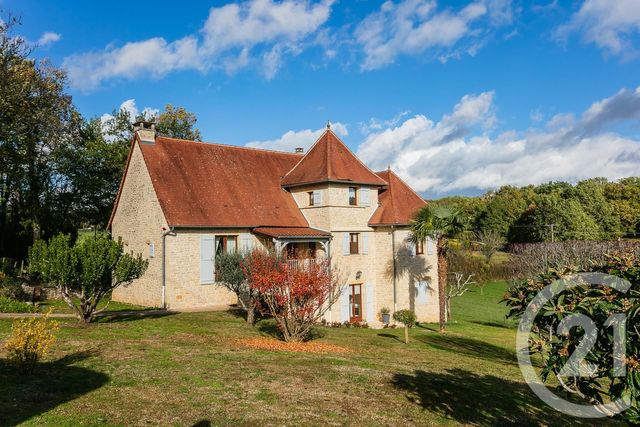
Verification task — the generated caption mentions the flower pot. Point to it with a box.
[382,313,390,324]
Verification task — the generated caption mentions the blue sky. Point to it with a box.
[5,0,640,197]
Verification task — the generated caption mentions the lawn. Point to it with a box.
[0,282,619,426]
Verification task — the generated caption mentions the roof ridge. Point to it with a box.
[156,136,304,157]
[280,129,329,181]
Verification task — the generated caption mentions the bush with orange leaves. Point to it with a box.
[242,250,342,342]
[4,311,59,374]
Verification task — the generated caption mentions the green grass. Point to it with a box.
[0,282,620,426]
[36,298,151,315]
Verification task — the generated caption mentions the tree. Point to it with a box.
[215,251,258,325]
[154,104,201,141]
[241,250,341,342]
[517,194,601,242]
[393,309,416,344]
[410,204,465,332]
[475,186,533,240]
[29,234,148,323]
[474,229,505,263]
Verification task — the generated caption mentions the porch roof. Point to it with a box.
[252,227,331,239]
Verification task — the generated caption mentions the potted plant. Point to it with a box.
[380,307,391,324]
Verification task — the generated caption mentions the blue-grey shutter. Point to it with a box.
[200,236,215,283]
[343,233,350,256]
[340,285,350,322]
[427,238,434,255]
[360,188,370,206]
[409,240,416,256]
[240,235,252,253]
[365,283,374,322]
[417,280,428,305]
[149,243,155,258]
[362,234,369,254]
[313,190,322,205]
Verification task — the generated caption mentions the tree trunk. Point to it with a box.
[246,305,255,325]
[446,298,452,322]
[404,326,409,344]
[437,239,448,332]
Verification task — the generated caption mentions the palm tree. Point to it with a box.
[410,205,465,332]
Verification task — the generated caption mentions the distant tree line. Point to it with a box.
[0,17,201,261]
[432,178,640,244]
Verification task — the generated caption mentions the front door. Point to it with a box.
[349,284,362,322]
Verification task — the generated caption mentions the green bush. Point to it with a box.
[0,296,36,313]
[393,309,416,327]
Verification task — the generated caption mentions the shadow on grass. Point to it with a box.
[377,333,404,343]
[415,334,517,366]
[95,309,177,323]
[0,351,109,425]
[392,368,596,426]
[256,319,325,341]
[471,320,517,329]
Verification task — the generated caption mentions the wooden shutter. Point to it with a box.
[364,283,374,322]
[342,234,350,256]
[417,280,428,305]
[340,285,350,322]
[362,233,369,254]
[360,188,370,206]
[200,236,215,284]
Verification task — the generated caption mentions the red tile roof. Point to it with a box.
[281,129,388,188]
[369,169,427,226]
[253,227,331,238]
[136,136,310,228]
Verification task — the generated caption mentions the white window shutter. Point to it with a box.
[200,236,215,283]
[241,235,252,253]
[340,285,350,322]
[149,243,155,258]
[417,280,428,305]
[364,283,374,322]
[362,234,369,254]
[343,233,350,256]
[427,238,434,255]
[360,188,370,206]
[313,190,322,206]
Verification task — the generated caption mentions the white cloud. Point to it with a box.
[556,0,640,59]
[246,122,348,152]
[37,31,61,46]
[356,87,640,194]
[355,0,515,70]
[63,0,334,91]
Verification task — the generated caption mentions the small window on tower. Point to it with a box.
[308,191,315,206]
[349,187,358,206]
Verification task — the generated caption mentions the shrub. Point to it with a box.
[0,296,37,313]
[393,309,416,344]
[242,249,342,342]
[0,273,30,301]
[29,234,148,323]
[4,312,59,374]
[215,251,258,325]
[502,251,640,423]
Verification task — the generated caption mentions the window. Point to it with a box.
[349,187,358,206]
[349,233,359,254]
[215,236,237,254]
[416,239,424,255]
[308,191,314,206]
[309,190,322,206]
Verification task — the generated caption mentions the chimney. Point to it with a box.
[133,121,156,144]
[295,147,304,154]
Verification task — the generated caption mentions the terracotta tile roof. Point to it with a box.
[369,169,427,226]
[253,227,331,238]
[137,136,309,228]
[281,129,388,188]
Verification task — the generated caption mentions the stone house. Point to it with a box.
[108,123,439,327]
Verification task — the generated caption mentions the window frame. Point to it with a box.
[349,233,359,255]
[348,187,358,206]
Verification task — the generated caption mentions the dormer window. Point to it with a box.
[349,187,358,206]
